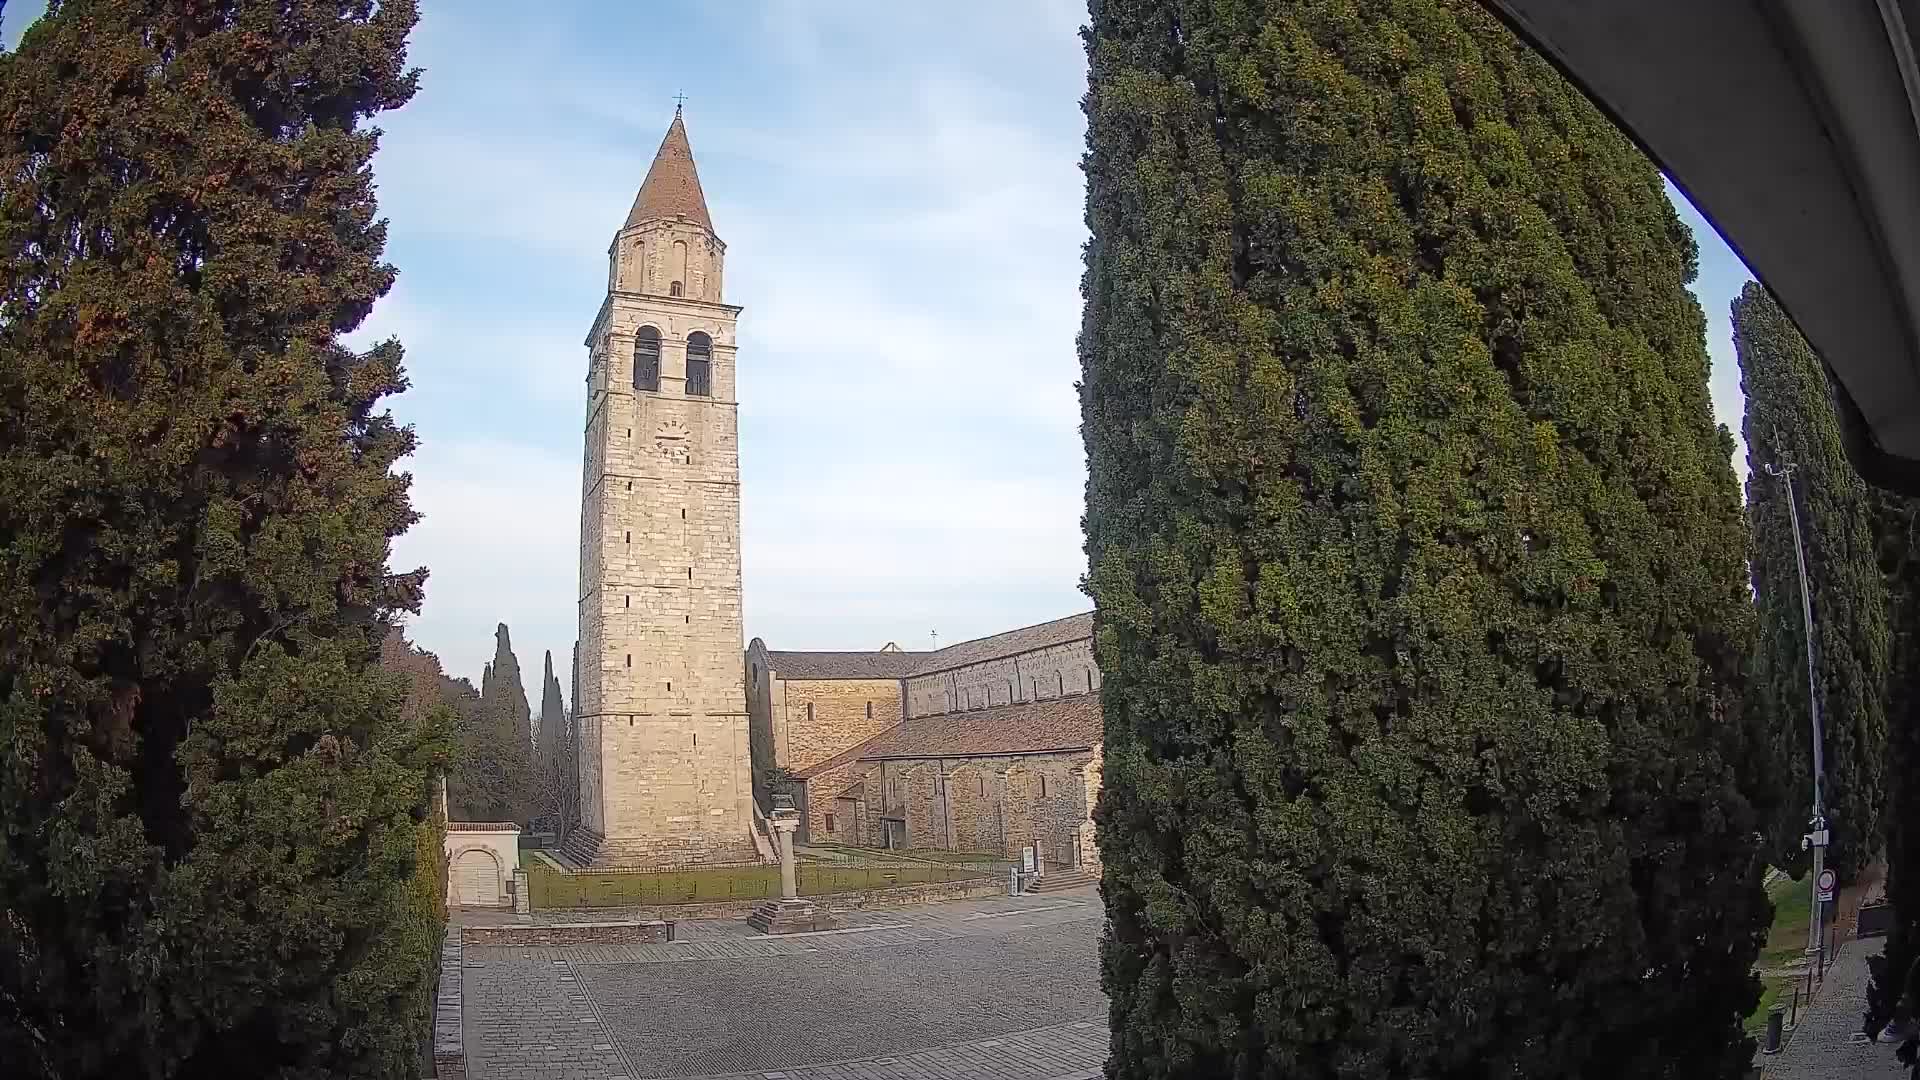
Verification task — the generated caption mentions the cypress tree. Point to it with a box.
[539,650,565,766]
[480,622,533,822]
[536,649,567,828]
[1079,1,1769,1075]
[438,673,495,821]
[1869,494,1920,1038]
[1736,281,1889,884]
[490,623,533,752]
[0,1,439,1075]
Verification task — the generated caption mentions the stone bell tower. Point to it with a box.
[569,108,756,867]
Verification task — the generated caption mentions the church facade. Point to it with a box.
[569,112,1103,871]
[747,614,1106,871]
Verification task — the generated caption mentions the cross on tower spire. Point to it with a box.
[674,90,688,115]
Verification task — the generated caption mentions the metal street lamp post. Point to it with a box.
[1764,452,1830,974]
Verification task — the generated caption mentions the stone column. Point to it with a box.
[773,815,799,900]
[748,806,837,935]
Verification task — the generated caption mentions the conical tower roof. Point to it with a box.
[625,108,713,232]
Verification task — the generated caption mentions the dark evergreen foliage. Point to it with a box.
[489,623,533,754]
[474,623,533,823]
[0,1,440,1075]
[1869,493,1920,1040]
[535,649,570,831]
[1736,281,1889,883]
[1079,1,1770,1075]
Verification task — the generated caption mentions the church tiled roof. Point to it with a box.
[795,694,1102,778]
[763,611,1096,684]
[765,650,923,681]
[625,109,714,232]
[905,612,1094,676]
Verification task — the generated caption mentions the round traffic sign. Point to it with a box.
[1818,868,1837,893]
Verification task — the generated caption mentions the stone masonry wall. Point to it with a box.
[461,920,674,947]
[576,216,752,866]
[769,677,903,774]
[613,217,724,304]
[800,753,870,842]
[904,638,1101,719]
[857,750,1097,863]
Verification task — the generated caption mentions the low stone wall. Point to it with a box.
[433,928,465,1080]
[461,920,675,947]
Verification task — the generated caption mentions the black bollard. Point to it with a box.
[1764,1004,1786,1054]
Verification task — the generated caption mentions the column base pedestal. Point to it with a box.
[747,898,838,935]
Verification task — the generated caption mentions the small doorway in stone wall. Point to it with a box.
[451,848,504,907]
[880,816,907,851]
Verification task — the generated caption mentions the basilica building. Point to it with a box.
[569,110,1101,872]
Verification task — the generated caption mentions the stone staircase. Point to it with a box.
[1025,867,1099,894]
[748,801,778,865]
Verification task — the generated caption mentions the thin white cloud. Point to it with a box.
[362,1,1098,693]
[356,2,1753,697]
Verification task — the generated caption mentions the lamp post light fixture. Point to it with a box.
[1764,452,1830,973]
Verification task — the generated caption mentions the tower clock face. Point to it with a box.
[655,418,692,464]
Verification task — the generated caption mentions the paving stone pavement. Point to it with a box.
[679,1019,1108,1080]
[462,889,1108,1080]
[1762,938,1907,1079]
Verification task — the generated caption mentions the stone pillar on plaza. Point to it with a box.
[776,814,799,899]
[747,797,839,935]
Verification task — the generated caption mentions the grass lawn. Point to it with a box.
[1745,871,1816,1036]
[1759,872,1814,971]
[527,858,991,909]
[1746,974,1794,1036]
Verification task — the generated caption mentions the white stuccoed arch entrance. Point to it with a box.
[445,822,520,909]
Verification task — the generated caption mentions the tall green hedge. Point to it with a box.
[1079,1,1771,1074]
[0,1,441,1075]
[1736,281,1888,884]
[1869,493,1920,1037]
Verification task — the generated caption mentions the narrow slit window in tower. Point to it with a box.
[625,654,631,667]
[1040,775,1048,798]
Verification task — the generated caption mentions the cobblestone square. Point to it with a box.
[461,891,1109,1080]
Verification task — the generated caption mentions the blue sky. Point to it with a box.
[4,2,1756,696]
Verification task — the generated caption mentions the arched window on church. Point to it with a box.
[670,280,684,297]
[633,326,660,392]
[686,332,713,397]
